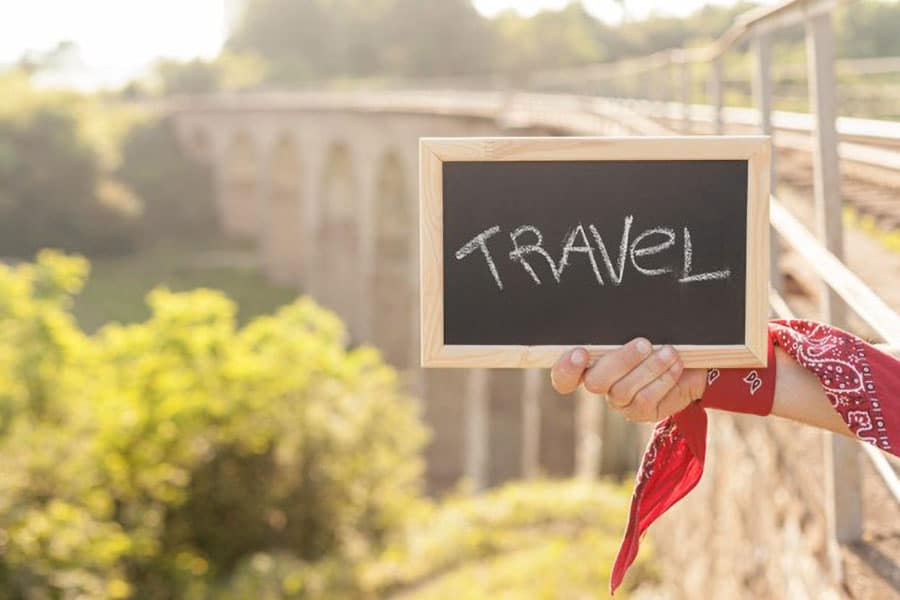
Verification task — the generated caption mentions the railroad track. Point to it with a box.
[634,107,900,233]
[779,147,900,231]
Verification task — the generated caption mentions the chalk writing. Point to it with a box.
[680,227,730,282]
[455,225,504,290]
[455,215,732,292]
[559,224,604,285]
[508,225,560,285]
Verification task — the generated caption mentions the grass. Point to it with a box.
[844,207,900,254]
[365,479,659,599]
[73,239,299,332]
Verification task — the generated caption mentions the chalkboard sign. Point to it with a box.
[420,137,770,368]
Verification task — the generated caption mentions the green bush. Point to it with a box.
[201,480,658,599]
[0,251,426,599]
[0,253,651,599]
[363,479,658,599]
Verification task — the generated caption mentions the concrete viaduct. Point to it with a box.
[168,91,654,492]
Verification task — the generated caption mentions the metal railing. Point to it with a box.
[538,0,895,584]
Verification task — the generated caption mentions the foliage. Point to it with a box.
[228,0,496,83]
[116,116,218,242]
[72,242,297,333]
[207,479,657,599]
[225,0,759,85]
[0,71,220,257]
[0,253,652,599]
[491,4,610,78]
[152,51,269,96]
[364,478,655,597]
[837,1,900,58]
[0,251,427,599]
[0,72,141,257]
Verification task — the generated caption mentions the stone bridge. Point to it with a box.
[168,91,652,492]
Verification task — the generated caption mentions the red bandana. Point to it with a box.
[610,319,900,594]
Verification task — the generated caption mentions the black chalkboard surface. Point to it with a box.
[420,137,770,369]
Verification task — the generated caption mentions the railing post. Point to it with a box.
[680,59,692,133]
[464,369,490,492]
[806,9,861,581]
[751,33,783,296]
[710,57,724,135]
[521,369,542,479]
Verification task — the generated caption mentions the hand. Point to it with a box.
[550,339,708,423]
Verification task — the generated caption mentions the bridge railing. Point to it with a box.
[518,0,900,583]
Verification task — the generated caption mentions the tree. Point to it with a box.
[154,51,268,95]
[116,117,217,241]
[227,0,496,83]
[0,77,140,257]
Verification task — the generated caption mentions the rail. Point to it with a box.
[540,0,895,584]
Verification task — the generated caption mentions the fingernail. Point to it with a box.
[571,348,588,367]
[658,346,675,362]
[635,338,651,356]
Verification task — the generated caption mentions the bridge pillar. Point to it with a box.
[262,133,304,287]
[315,143,363,339]
[371,150,416,368]
[224,132,265,240]
[208,130,231,235]
[255,129,276,276]
[299,134,326,294]
[521,368,542,479]
[487,370,525,486]
[356,143,380,343]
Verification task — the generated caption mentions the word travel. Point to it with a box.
[454,216,732,291]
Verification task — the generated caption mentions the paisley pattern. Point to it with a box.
[743,370,762,395]
[633,418,677,489]
[771,319,891,451]
[611,319,899,595]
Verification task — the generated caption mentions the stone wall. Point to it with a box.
[649,411,841,598]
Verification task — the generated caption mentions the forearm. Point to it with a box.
[769,345,854,437]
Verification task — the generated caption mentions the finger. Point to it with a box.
[655,369,707,420]
[608,345,678,409]
[623,360,683,422]
[582,338,652,396]
[550,347,590,395]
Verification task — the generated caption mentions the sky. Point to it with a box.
[1,0,748,90]
[1,0,230,89]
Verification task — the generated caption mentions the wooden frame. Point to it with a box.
[420,136,771,369]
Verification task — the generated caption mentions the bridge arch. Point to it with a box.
[372,150,415,367]
[317,142,361,335]
[189,127,210,157]
[264,133,303,285]
[223,131,260,238]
